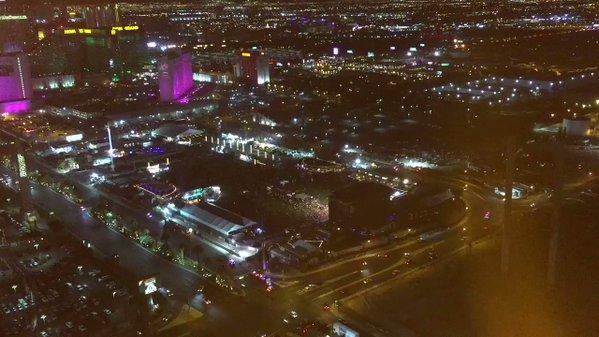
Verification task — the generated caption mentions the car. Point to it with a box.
[65,321,74,329]
[322,303,331,311]
[290,311,298,319]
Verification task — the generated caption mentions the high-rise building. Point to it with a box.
[233,50,270,85]
[79,4,120,28]
[158,51,193,102]
[0,53,32,114]
[0,14,30,53]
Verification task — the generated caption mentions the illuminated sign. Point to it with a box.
[333,47,339,55]
[111,25,139,32]
[65,134,83,142]
[241,52,251,57]
[0,15,27,21]
[17,154,27,178]
[147,163,160,174]
[38,31,45,41]
[93,157,111,166]
[64,29,77,35]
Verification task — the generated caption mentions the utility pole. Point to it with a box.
[547,131,564,286]
[106,124,115,172]
[501,135,515,274]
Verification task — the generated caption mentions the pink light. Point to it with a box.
[0,100,31,115]
[159,52,193,102]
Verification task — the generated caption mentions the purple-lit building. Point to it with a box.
[158,51,193,103]
[0,53,32,114]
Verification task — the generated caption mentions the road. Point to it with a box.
[2,161,500,337]
[2,129,582,337]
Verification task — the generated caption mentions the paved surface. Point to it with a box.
[3,129,587,337]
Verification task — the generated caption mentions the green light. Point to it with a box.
[0,15,27,21]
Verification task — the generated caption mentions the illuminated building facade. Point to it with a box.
[233,51,270,85]
[158,51,193,102]
[0,53,32,114]
[80,4,120,28]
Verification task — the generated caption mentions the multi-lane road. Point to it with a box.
[1,131,574,337]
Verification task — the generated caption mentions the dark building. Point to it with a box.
[30,25,145,77]
[391,184,459,226]
[75,4,120,28]
[329,182,392,231]
[393,184,455,210]
[0,14,31,53]
[233,50,270,85]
